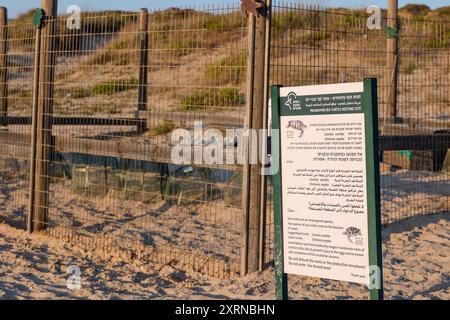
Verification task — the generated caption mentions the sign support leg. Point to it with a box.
[271,85,288,300]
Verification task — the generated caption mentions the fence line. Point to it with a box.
[0,1,449,278]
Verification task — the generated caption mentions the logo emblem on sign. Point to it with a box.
[285,92,298,110]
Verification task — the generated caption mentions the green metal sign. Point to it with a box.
[271,78,383,300]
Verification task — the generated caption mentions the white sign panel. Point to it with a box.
[279,82,371,285]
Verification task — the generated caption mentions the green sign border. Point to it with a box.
[271,78,383,300]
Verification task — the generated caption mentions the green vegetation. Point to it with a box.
[435,6,450,16]
[88,103,121,115]
[92,78,139,95]
[152,8,194,23]
[402,61,417,75]
[204,53,246,84]
[272,12,305,29]
[83,11,132,33]
[181,88,242,111]
[149,120,176,137]
[113,58,131,66]
[69,88,92,99]
[410,15,429,22]
[295,31,329,46]
[112,40,128,50]
[203,16,224,31]
[167,39,200,51]
[87,34,138,65]
[343,11,365,27]
[423,38,449,49]
[202,14,243,31]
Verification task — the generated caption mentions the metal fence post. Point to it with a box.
[137,8,149,134]
[32,0,58,232]
[0,7,8,124]
[386,0,399,122]
[241,1,267,275]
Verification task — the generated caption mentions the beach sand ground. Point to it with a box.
[0,211,448,300]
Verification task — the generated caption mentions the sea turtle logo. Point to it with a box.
[343,226,362,244]
[285,92,298,110]
[287,120,307,138]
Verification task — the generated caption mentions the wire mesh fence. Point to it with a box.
[0,5,248,278]
[47,6,248,277]
[0,17,35,230]
[0,1,449,278]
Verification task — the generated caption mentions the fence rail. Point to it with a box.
[0,1,449,279]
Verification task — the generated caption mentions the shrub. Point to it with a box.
[423,38,449,49]
[181,88,242,111]
[203,16,223,31]
[149,120,176,137]
[402,61,417,75]
[435,6,450,16]
[343,11,365,27]
[204,53,246,84]
[295,31,328,46]
[70,88,92,99]
[113,40,128,50]
[92,78,138,95]
[202,14,242,31]
[272,12,305,29]
[166,39,200,52]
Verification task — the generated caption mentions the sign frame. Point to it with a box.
[271,78,383,300]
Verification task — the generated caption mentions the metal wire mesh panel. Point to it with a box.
[0,16,35,229]
[381,17,450,224]
[20,6,249,278]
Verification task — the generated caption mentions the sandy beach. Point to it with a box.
[0,211,448,300]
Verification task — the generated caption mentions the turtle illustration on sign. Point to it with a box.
[343,226,362,244]
[287,120,308,138]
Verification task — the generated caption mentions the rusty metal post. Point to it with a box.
[386,0,399,122]
[32,0,58,232]
[0,7,8,124]
[137,8,149,134]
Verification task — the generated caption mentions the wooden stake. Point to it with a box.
[386,0,399,122]
[242,1,267,275]
[28,21,42,233]
[259,0,272,272]
[241,13,256,276]
[33,0,58,232]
